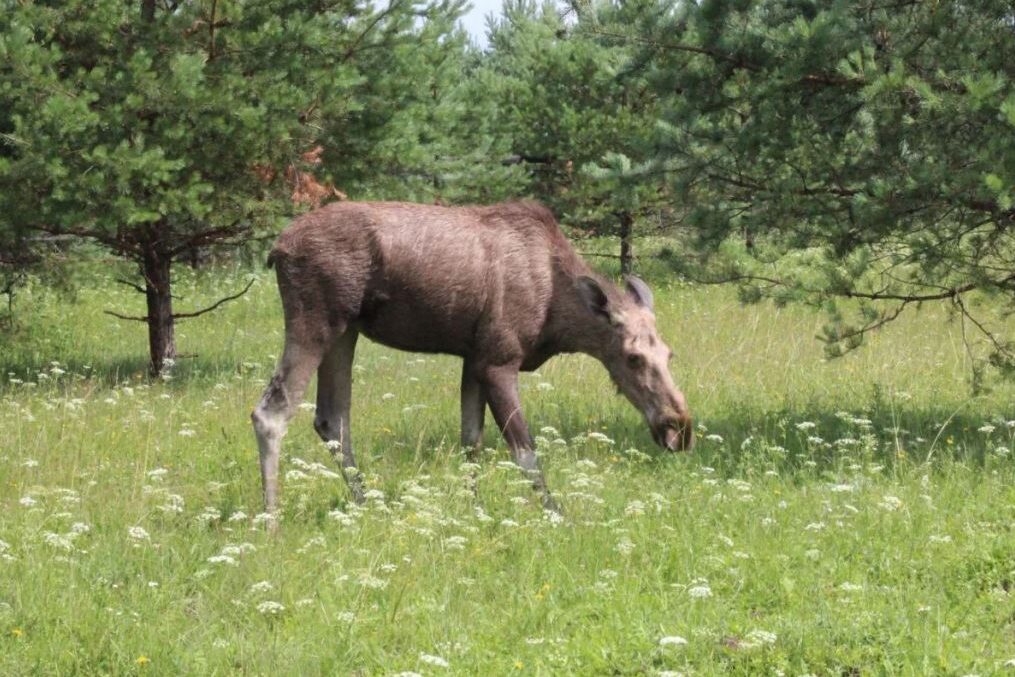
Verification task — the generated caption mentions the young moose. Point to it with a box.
[252,201,693,514]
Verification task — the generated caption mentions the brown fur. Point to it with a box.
[252,200,692,515]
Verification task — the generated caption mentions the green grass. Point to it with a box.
[2,262,1015,675]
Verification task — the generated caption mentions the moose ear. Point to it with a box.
[625,275,654,312]
[576,276,611,320]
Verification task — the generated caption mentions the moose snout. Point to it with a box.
[656,413,694,452]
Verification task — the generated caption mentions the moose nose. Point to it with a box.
[662,414,694,451]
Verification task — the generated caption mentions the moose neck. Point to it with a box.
[543,268,620,362]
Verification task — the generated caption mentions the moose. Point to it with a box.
[252,200,693,514]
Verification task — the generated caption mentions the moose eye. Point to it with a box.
[626,353,645,369]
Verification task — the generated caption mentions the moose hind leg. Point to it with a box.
[314,330,364,503]
[460,360,486,463]
[252,337,329,515]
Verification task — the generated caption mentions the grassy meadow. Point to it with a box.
[2,260,1015,675]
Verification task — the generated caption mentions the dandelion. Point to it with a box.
[136,655,150,666]
[419,653,450,668]
[256,601,285,616]
[659,636,688,647]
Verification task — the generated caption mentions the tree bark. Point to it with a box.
[142,241,176,376]
[619,211,634,275]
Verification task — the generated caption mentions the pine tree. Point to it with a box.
[483,0,666,272]
[640,0,1015,373]
[0,0,466,374]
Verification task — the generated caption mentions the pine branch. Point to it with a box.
[171,278,255,320]
[103,310,148,322]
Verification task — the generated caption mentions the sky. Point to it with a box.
[458,0,504,48]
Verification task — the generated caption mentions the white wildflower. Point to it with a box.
[42,531,74,551]
[659,636,688,647]
[444,535,468,551]
[249,581,274,594]
[625,500,646,517]
[256,600,285,615]
[419,653,449,668]
[878,495,903,512]
[357,572,388,589]
[615,537,635,555]
[207,555,238,566]
[688,584,712,599]
[127,526,150,541]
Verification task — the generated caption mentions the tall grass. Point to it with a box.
[1,262,1014,675]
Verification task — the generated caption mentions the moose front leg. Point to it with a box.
[481,364,560,513]
[314,330,365,504]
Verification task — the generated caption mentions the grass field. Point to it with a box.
[2,261,1015,675]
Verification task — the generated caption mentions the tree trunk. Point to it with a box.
[142,243,176,376]
[619,211,634,276]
